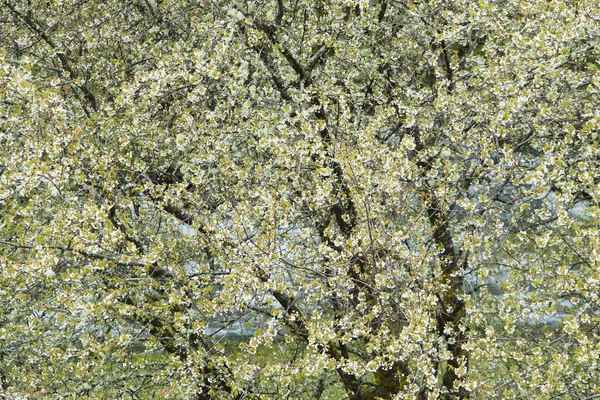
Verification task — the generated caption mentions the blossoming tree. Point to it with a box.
[1,0,599,398]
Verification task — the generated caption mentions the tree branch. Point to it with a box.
[0,239,175,278]
[4,1,98,110]
[253,44,293,101]
[254,19,306,81]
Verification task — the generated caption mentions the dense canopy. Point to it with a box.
[1,0,600,398]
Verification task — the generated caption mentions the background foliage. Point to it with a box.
[1,0,600,398]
